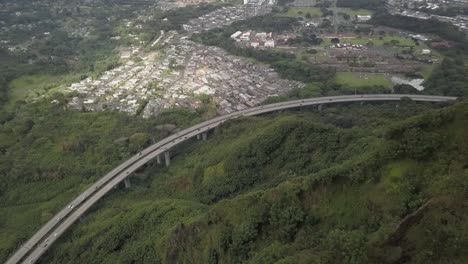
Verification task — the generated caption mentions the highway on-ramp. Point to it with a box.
[6,94,458,264]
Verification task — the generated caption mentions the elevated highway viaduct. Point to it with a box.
[6,94,458,264]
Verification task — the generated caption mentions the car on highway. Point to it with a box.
[67,203,74,209]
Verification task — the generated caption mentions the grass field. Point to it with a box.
[284,7,322,17]
[339,8,374,16]
[421,64,437,79]
[321,35,416,47]
[7,74,79,106]
[334,72,392,88]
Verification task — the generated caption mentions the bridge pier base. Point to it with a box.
[164,152,170,167]
[156,154,161,164]
[124,178,131,189]
[197,134,201,140]
[318,104,323,111]
[202,131,208,141]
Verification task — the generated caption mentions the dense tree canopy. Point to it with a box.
[424,57,468,96]
[337,0,385,10]
[371,12,467,43]
[31,100,468,264]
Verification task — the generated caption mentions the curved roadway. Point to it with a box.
[6,94,458,264]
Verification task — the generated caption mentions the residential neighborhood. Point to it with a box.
[182,5,272,33]
[387,0,468,32]
[66,32,303,117]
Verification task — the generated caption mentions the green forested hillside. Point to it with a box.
[27,100,468,264]
[0,97,211,263]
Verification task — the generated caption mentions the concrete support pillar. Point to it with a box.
[202,131,208,141]
[318,104,323,111]
[156,154,161,164]
[124,178,131,189]
[196,134,201,140]
[164,151,170,167]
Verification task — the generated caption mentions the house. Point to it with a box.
[230,31,242,41]
[409,34,429,41]
[240,32,251,41]
[356,15,372,22]
[265,39,275,48]
[255,32,272,41]
[431,41,451,48]
[421,49,431,55]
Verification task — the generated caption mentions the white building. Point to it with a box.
[265,39,275,48]
[356,15,372,22]
[421,49,431,55]
[240,32,251,41]
[230,31,242,41]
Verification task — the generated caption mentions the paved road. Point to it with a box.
[6,94,457,264]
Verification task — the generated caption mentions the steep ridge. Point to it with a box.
[40,100,468,264]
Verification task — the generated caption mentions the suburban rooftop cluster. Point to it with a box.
[66,32,303,117]
[182,5,271,33]
[387,0,468,31]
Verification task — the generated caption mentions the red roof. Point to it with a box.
[431,41,451,48]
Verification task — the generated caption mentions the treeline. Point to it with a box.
[0,48,37,108]
[337,0,385,10]
[226,15,299,33]
[192,15,334,84]
[424,57,468,96]
[371,11,467,43]
[272,60,334,83]
[146,4,221,32]
[421,6,468,17]
[194,29,333,83]
[193,28,294,63]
